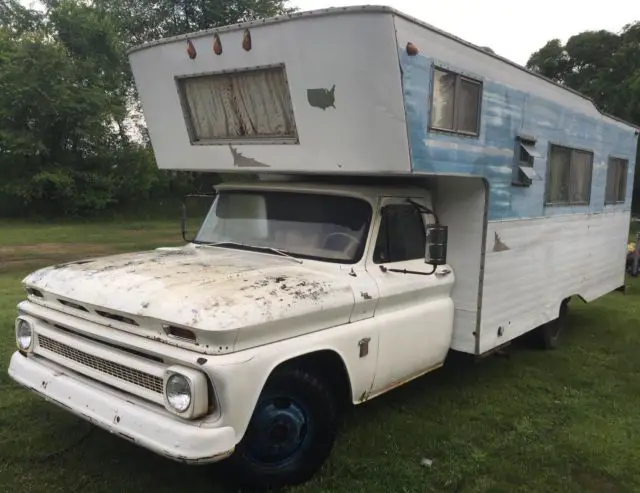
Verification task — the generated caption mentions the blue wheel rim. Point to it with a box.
[246,395,311,466]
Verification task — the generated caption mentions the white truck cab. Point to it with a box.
[10,179,454,488]
[8,5,637,490]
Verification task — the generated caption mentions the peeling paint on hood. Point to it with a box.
[24,245,357,353]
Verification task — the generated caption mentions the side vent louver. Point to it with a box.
[58,299,89,312]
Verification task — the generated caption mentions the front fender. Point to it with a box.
[206,317,379,443]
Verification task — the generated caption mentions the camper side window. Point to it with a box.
[430,67,482,136]
[373,205,426,264]
[545,144,594,206]
[605,157,628,204]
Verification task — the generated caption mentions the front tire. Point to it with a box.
[227,367,338,490]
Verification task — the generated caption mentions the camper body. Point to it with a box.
[8,6,638,489]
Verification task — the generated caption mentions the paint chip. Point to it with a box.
[229,145,270,168]
[493,232,510,252]
[307,85,336,110]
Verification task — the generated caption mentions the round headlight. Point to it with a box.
[16,318,33,351]
[166,373,192,413]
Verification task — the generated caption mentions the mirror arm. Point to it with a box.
[180,203,193,243]
[407,199,439,224]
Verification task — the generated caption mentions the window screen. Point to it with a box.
[178,65,297,144]
[373,204,426,264]
[545,145,593,206]
[430,67,482,136]
[605,157,628,204]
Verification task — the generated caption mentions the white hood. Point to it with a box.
[24,245,357,353]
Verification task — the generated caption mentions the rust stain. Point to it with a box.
[229,145,270,168]
[359,363,443,403]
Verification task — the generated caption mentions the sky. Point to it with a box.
[293,0,640,65]
[17,0,639,65]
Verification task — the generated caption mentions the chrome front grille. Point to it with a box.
[38,335,163,394]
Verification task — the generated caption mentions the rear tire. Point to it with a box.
[226,367,338,491]
[535,298,570,350]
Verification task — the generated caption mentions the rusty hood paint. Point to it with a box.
[23,245,357,353]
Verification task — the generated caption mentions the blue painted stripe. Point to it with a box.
[399,48,638,220]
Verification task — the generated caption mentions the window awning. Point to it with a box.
[519,165,540,181]
[520,142,543,159]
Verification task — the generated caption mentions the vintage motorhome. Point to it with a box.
[8,5,639,489]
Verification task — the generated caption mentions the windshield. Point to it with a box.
[195,191,372,263]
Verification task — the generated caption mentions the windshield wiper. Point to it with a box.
[261,246,303,264]
[195,241,303,264]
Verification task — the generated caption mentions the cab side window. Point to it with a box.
[373,204,426,264]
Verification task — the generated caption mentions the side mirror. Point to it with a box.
[181,193,216,243]
[425,224,448,266]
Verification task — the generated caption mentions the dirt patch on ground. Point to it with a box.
[572,468,629,493]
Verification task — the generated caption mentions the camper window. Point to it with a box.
[177,65,297,144]
[430,67,482,136]
[605,157,628,204]
[373,205,426,264]
[545,144,594,206]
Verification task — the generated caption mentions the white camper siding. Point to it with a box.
[129,12,411,175]
[478,211,629,353]
[433,177,487,354]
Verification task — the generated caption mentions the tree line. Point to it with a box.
[0,0,291,218]
[0,1,638,217]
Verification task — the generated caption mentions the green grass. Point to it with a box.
[2,221,640,492]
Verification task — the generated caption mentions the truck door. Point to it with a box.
[366,197,455,395]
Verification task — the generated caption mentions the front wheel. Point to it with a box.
[227,367,338,490]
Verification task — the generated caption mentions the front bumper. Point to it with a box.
[8,352,236,464]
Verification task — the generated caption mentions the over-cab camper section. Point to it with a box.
[129,6,638,356]
[128,9,410,175]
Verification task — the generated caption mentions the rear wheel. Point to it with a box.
[535,298,570,350]
[227,367,338,490]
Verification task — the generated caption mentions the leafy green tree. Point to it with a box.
[92,0,295,45]
[527,23,640,125]
[0,0,292,217]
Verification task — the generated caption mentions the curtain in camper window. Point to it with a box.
[547,146,571,204]
[431,70,456,130]
[180,66,296,142]
[569,150,593,204]
[457,79,481,133]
